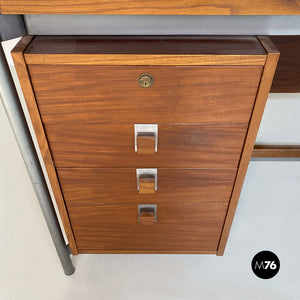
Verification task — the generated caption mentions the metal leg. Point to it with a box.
[0,43,75,275]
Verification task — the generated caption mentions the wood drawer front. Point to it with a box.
[68,203,227,252]
[28,65,262,124]
[46,123,247,168]
[58,168,236,206]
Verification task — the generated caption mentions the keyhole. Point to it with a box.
[138,73,153,88]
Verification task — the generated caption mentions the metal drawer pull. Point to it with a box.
[138,204,157,225]
[136,168,157,194]
[134,124,158,154]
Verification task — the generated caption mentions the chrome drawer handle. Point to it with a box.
[134,124,158,153]
[138,204,157,225]
[136,168,158,193]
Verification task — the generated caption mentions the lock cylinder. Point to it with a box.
[138,73,154,88]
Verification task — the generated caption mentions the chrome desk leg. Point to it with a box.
[0,43,75,275]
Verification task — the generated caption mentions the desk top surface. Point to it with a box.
[1,0,300,15]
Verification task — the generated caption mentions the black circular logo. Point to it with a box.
[251,251,280,279]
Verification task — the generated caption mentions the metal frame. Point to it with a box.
[24,15,300,35]
[0,14,74,275]
[0,15,26,41]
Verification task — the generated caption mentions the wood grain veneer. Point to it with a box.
[57,168,237,206]
[137,134,156,154]
[1,0,300,15]
[139,210,156,225]
[68,203,227,252]
[24,54,266,66]
[44,123,248,168]
[79,250,217,254]
[11,36,78,255]
[252,145,300,158]
[217,36,280,255]
[28,65,262,125]
[138,177,156,194]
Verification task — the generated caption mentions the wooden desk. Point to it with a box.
[1,0,300,15]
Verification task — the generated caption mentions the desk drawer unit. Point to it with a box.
[12,35,279,255]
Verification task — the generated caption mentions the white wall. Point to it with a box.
[257,94,300,145]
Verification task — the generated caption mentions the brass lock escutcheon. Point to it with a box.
[138,73,154,88]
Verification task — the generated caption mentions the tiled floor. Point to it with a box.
[0,98,300,299]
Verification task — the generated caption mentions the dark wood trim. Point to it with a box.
[23,35,267,66]
[252,145,300,158]
[217,36,280,256]
[11,36,79,255]
[270,36,300,93]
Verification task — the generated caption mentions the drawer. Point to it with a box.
[68,203,227,252]
[28,65,262,124]
[58,168,237,205]
[47,123,248,168]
